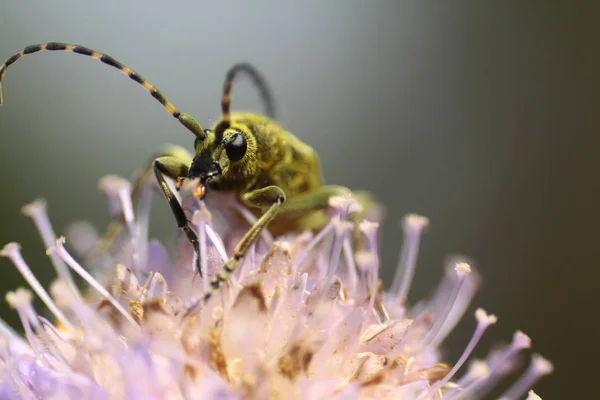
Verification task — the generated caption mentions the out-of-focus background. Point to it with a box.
[0,1,597,398]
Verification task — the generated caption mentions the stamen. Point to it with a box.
[328,195,362,220]
[423,263,471,346]
[424,309,497,398]
[98,175,126,219]
[498,354,553,400]
[380,303,391,324]
[192,209,210,281]
[100,175,137,244]
[427,257,479,348]
[293,219,334,271]
[231,201,273,246]
[526,390,542,400]
[66,221,100,257]
[21,199,79,298]
[6,289,43,361]
[489,331,532,371]
[450,331,531,400]
[447,309,497,379]
[454,359,489,390]
[342,238,358,292]
[359,221,380,310]
[131,173,155,272]
[50,280,120,350]
[205,224,228,263]
[48,237,138,327]
[199,218,208,281]
[323,218,352,295]
[39,316,67,344]
[416,258,460,316]
[50,280,90,323]
[355,251,378,304]
[391,214,429,304]
[0,242,75,332]
[99,176,142,269]
[0,318,31,356]
[34,316,71,371]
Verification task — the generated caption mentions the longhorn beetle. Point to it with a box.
[0,42,360,303]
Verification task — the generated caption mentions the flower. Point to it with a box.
[0,174,551,399]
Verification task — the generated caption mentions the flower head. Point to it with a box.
[0,176,551,399]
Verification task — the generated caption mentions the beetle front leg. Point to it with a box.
[152,155,204,274]
[92,145,204,275]
[202,185,285,302]
[94,146,193,255]
[278,185,352,214]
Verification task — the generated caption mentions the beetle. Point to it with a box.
[0,42,360,302]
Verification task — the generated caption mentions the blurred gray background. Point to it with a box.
[0,1,598,398]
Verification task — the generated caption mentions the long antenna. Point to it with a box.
[0,42,205,138]
[215,63,275,140]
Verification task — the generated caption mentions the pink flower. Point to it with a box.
[0,175,551,399]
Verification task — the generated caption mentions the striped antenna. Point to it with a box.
[215,63,274,140]
[0,42,205,139]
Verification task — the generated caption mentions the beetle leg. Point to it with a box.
[279,185,376,251]
[94,146,203,274]
[202,184,381,302]
[96,146,192,251]
[278,185,352,214]
[152,154,202,274]
[202,185,285,302]
[202,184,367,302]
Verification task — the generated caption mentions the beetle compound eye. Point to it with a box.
[225,133,247,162]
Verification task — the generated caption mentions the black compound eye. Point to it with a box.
[225,133,247,162]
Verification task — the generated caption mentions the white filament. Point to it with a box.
[49,237,138,327]
[0,242,75,332]
[21,199,80,299]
